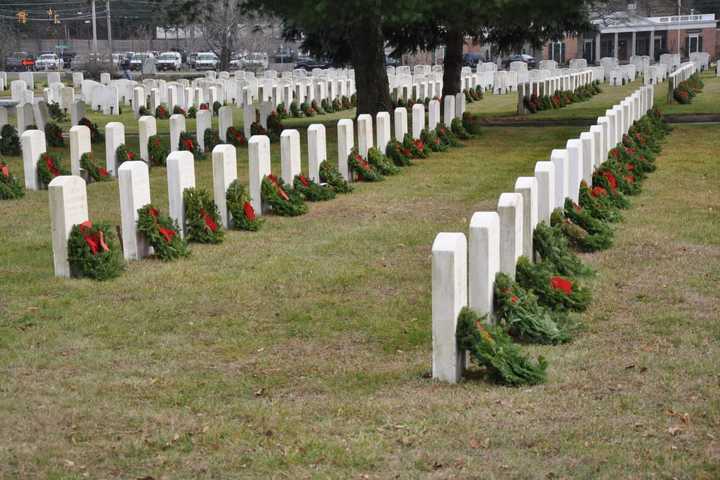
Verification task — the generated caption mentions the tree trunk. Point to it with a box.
[442,28,465,97]
[350,19,392,117]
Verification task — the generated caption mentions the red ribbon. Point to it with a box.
[267,175,289,201]
[200,208,218,232]
[243,201,256,221]
[0,164,8,178]
[299,175,310,187]
[591,186,607,198]
[183,139,194,150]
[79,220,109,255]
[45,155,60,177]
[550,276,573,295]
[99,167,108,177]
[158,227,176,243]
[602,171,618,191]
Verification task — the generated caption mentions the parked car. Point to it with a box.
[229,54,244,71]
[272,47,295,64]
[385,55,400,67]
[194,52,219,71]
[157,51,182,71]
[502,54,537,69]
[35,53,64,70]
[463,53,482,68]
[129,52,154,71]
[5,52,34,71]
[295,55,332,70]
[242,52,269,71]
[186,52,198,69]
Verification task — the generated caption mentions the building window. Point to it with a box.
[550,41,565,63]
[686,32,703,54]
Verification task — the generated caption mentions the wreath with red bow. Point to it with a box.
[148,135,169,167]
[67,220,125,280]
[37,152,70,188]
[226,180,263,231]
[319,160,352,194]
[226,127,247,148]
[293,173,336,201]
[136,204,190,261]
[367,147,399,176]
[44,122,65,147]
[515,257,592,312]
[385,140,413,166]
[155,105,170,120]
[0,161,25,199]
[80,152,110,182]
[116,144,139,168]
[402,133,428,159]
[78,118,104,143]
[183,187,224,244]
[261,174,308,216]
[420,128,446,153]
[348,148,383,182]
[178,131,204,159]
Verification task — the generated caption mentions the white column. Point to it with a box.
[411,103,425,139]
[69,125,91,177]
[431,232,467,384]
[550,149,569,208]
[248,135,271,215]
[118,161,151,260]
[376,112,391,154]
[514,177,538,259]
[566,139,583,203]
[166,151,196,237]
[280,129,301,184]
[307,124,326,183]
[357,114,373,158]
[337,119,354,181]
[21,129,46,190]
[105,122,125,177]
[138,116,157,164]
[534,161,556,224]
[469,212,500,321]
[49,175,88,277]
[393,107,407,141]
[497,193,523,279]
[212,144,238,229]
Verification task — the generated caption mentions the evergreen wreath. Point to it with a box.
[421,128,447,152]
[578,181,622,223]
[402,133,428,159]
[319,160,353,193]
[515,257,592,312]
[385,139,413,166]
[332,98,342,111]
[348,148,383,182]
[451,117,472,140]
[178,132,203,158]
[367,147,400,176]
[78,117,104,143]
[436,124,462,147]
[186,106,197,118]
[251,121,268,137]
[226,180,264,231]
[213,101,222,116]
[550,208,613,253]
[494,272,575,345]
[67,220,125,281]
[321,98,333,113]
[183,187,224,244]
[266,112,283,142]
[138,105,150,116]
[456,307,547,386]
[293,174,336,201]
[204,128,221,153]
[38,152,70,188]
[276,102,287,118]
[148,135,169,167]
[155,105,170,119]
[562,199,614,251]
[44,122,64,147]
[533,222,593,278]
[311,100,325,115]
[0,125,21,156]
[226,127,247,148]
[300,101,315,117]
[0,161,25,199]
[289,101,302,118]
[341,96,352,110]
[173,105,186,116]
[136,204,190,261]
[116,144,138,167]
[80,152,110,182]
[261,174,308,216]
[47,102,67,122]
[591,169,630,210]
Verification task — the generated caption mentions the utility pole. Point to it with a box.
[91,0,98,54]
[677,0,681,56]
[106,0,113,54]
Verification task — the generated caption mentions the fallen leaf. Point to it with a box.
[668,426,683,436]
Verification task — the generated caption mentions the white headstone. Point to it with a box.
[105,122,125,177]
[534,161,555,225]
[118,161,152,260]
[196,109,212,152]
[280,129,301,184]
[307,124,326,183]
[218,106,234,142]
[431,232,467,383]
[550,149,569,208]
[428,99,440,130]
[132,87,146,116]
[597,117,611,161]
[376,112,391,154]
[454,92,465,119]
[411,103,425,139]
[443,96,455,126]
[393,107,407,141]
[69,125,91,176]
[514,177,538,259]
[49,176,88,277]
[589,126,604,168]
[469,212,500,321]
[21,130,47,190]
[357,114,373,158]
[248,135,271,215]
[565,139,583,203]
[16,103,34,134]
[337,119,354,181]
[212,144,238,229]
[579,132,595,184]
[138,116,157,164]
[169,114,186,153]
[100,72,111,85]
[497,192,523,278]
[166,151,196,237]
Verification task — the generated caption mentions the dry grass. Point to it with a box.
[0,87,719,478]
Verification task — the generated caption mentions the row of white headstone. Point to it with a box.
[45,91,470,278]
[430,84,656,383]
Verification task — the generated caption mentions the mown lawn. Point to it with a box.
[0,83,719,478]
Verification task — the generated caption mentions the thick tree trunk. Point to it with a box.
[350,20,392,117]
[442,28,465,97]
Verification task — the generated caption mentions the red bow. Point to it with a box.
[183,139,194,150]
[0,164,8,178]
[299,175,310,187]
[550,276,573,295]
[200,208,218,232]
[79,220,110,255]
[602,171,618,191]
[591,186,607,198]
[267,175,290,201]
[99,167,109,177]
[45,155,60,177]
[158,227,176,243]
[243,201,256,221]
